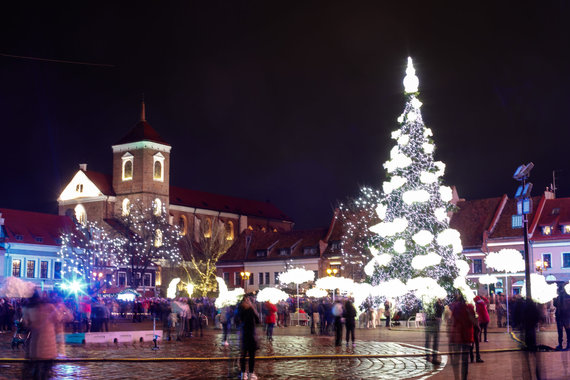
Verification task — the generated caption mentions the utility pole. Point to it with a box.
[513,163,534,301]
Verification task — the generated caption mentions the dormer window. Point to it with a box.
[543,226,552,236]
[153,152,165,182]
[563,225,570,234]
[256,249,267,257]
[279,248,290,256]
[303,247,318,255]
[122,152,134,181]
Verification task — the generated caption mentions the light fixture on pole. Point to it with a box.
[535,260,547,275]
[240,271,251,293]
[513,162,534,301]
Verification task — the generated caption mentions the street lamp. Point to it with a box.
[326,268,338,277]
[535,259,547,275]
[240,271,251,292]
[513,162,534,301]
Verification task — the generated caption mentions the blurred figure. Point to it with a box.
[264,301,277,342]
[332,300,344,347]
[239,296,260,380]
[425,298,444,365]
[554,283,570,351]
[53,296,73,357]
[221,305,233,346]
[515,298,542,379]
[474,295,490,343]
[449,293,475,380]
[22,291,58,380]
[343,299,356,347]
[384,299,392,329]
[496,293,505,327]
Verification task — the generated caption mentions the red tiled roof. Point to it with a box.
[83,170,115,196]
[0,208,76,246]
[450,197,503,249]
[221,229,327,262]
[170,186,293,222]
[488,196,542,239]
[115,121,169,146]
[531,198,570,241]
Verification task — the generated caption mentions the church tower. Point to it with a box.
[111,101,171,217]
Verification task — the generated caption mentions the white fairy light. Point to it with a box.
[434,208,448,222]
[423,128,433,137]
[422,143,434,154]
[439,186,453,202]
[402,189,430,204]
[456,260,470,277]
[478,274,498,285]
[411,252,442,270]
[369,217,408,237]
[397,115,404,123]
[434,161,446,177]
[167,278,180,299]
[393,239,406,253]
[257,287,289,304]
[437,229,463,254]
[375,203,387,219]
[398,134,410,146]
[306,287,328,298]
[391,130,402,139]
[411,98,422,109]
[521,274,557,304]
[420,171,438,184]
[485,249,525,273]
[279,267,315,285]
[412,230,433,246]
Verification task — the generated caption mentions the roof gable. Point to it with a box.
[0,208,75,246]
[58,170,112,201]
[450,197,502,249]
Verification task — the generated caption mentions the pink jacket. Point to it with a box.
[474,296,490,324]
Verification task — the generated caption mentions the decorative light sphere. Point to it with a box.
[412,230,434,246]
[393,239,406,253]
[420,171,438,184]
[306,287,328,298]
[411,252,442,270]
[257,287,289,304]
[422,143,435,154]
[279,267,315,285]
[402,189,430,204]
[485,249,525,273]
[439,186,453,202]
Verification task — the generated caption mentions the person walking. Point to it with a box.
[239,296,260,380]
[474,295,490,343]
[554,283,570,350]
[449,293,475,380]
[425,298,444,365]
[22,291,59,380]
[384,299,392,329]
[343,299,356,347]
[332,300,343,347]
[264,301,277,342]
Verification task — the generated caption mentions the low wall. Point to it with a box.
[65,330,163,344]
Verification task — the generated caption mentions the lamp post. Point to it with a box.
[240,271,250,293]
[326,268,338,301]
[513,162,534,301]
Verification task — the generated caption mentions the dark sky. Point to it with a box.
[2,1,570,229]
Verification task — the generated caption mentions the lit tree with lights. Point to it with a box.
[58,220,115,290]
[364,58,467,310]
[108,199,182,289]
[181,216,233,297]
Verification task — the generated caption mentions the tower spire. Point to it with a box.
[403,57,419,94]
[141,95,146,121]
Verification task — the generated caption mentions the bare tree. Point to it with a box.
[181,216,233,297]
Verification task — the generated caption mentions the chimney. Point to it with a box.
[544,187,555,200]
[79,163,88,171]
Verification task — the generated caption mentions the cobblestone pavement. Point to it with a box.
[0,322,568,379]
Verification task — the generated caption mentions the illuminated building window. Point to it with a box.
[27,260,35,278]
[226,221,234,241]
[40,261,48,279]
[75,204,87,224]
[261,227,267,233]
[76,184,84,193]
[153,198,162,216]
[248,225,253,231]
[122,198,131,216]
[12,259,21,277]
[154,229,163,247]
[204,218,212,238]
[122,152,134,181]
[543,226,552,235]
[179,215,188,236]
[563,225,570,234]
[118,272,126,286]
[153,152,165,182]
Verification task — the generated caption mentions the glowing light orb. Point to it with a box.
[306,288,328,298]
[279,267,315,285]
[403,57,419,93]
[485,249,525,273]
[257,287,289,304]
[412,230,434,246]
[402,190,430,204]
[411,252,442,270]
[167,278,181,299]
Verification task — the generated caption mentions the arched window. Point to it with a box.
[153,152,165,182]
[154,229,163,247]
[153,198,162,216]
[122,152,134,181]
[122,198,131,216]
[74,204,87,224]
[179,215,188,236]
[226,221,234,241]
[204,218,212,238]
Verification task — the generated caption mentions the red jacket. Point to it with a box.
[265,302,277,324]
[450,301,475,344]
[474,297,490,324]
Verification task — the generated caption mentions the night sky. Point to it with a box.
[2,2,570,229]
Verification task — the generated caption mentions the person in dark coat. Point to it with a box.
[343,300,357,347]
[332,301,343,347]
[238,296,260,380]
[554,284,570,350]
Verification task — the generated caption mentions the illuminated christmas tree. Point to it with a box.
[364,58,468,309]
